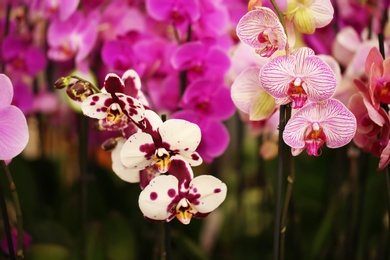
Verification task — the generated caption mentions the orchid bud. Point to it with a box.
[66,81,93,101]
[101,138,118,151]
[54,77,70,89]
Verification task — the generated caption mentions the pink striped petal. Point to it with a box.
[0,74,13,108]
[0,106,29,160]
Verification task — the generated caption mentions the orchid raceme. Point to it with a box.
[0,74,29,161]
[231,67,276,121]
[236,6,287,57]
[120,110,203,174]
[285,0,334,34]
[260,47,337,109]
[81,73,146,131]
[138,158,227,224]
[283,99,357,156]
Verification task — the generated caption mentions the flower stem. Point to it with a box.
[69,75,100,94]
[273,104,291,260]
[0,160,22,259]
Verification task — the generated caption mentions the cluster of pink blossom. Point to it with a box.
[230,0,390,167]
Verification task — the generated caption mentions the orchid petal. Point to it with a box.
[111,138,140,183]
[81,93,111,119]
[104,73,125,94]
[309,0,334,29]
[0,106,29,160]
[139,175,178,221]
[116,93,145,123]
[260,56,296,98]
[120,132,155,169]
[231,67,262,114]
[250,90,276,121]
[0,74,13,108]
[159,119,201,152]
[379,142,390,170]
[301,56,337,101]
[144,110,163,132]
[188,175,227,214]
[168,156,194,188]
[122,69,142,93]
[292,47,315,72]
[236,7,286,51]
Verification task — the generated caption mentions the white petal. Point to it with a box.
[120,132,155,169]
[159,119,201,152]
[116,93,145,123]
[111,139,140,183]
[81,93,111,119]
[309,0,334,28]
[144,110,163,131]
[122,69,141,91]
[188,175,227,214]
[179,151,203,167]
[231,67,262,114]
[139,175,179,221]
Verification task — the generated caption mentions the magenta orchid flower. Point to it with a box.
[47,11,99,63]
[120,110,203,174]
[283,99,357,156]
[139,158,227,224]
[0,74,29,161]
[30,0,80,21]
[81,73,145,131]
[260,47,337,109]
[236,7,287,57]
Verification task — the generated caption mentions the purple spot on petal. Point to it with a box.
[193,188,197,193]
[90,102,96,106]
[92,96,99,101]
[150,192,158,200]
[167,189,176,198]
[191,153,199,160]
[104,98,113,107]
[214,188,221,193]
[184,148,189,151]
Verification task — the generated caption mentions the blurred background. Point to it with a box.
[1,0,390,259]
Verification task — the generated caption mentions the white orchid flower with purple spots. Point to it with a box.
[120,110,203,174]
[138,158,227,224]
[260,47,337,109]
[283,99,357,156]
[81,73,145,131]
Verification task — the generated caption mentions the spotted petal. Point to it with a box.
[81,93,111,119]
[159,119,201,155]
[120,132,155,169]
[116,93,145,123]
[188,175,227,214]
[111,138,140,183]
[139,175,179,221]
[104,73,125,94]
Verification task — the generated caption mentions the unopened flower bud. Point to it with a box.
[54,77,70,89]
[101,137,118,151]
[66,81,93,101]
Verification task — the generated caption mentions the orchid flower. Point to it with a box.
[364,47,390,110]
[231,67,276,121]
[283,99,357,156]
[81,73,145,131]
[139,158,227,224]
[285,0,334,34]
[0,74,29,161]
[120,110,203,174]
[260,47,337,109]
[236,6,287,57]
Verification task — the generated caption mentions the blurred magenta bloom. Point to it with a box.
[139,158,226,224]
[0,227,32,256]
[30,0,80,21]
[0,74,29,161]
[236,7,287,57]
[2,36,47,77]
[47,11,99,63]
[145,0,200,25]
[283,99,357,156]
[260,47,336,109]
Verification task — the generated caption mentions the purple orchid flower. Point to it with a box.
[0,74,29,161]
[2,36,47,77]
[29,0,80,21]
[260,47,337,109]
[47,10,99,63]
[145,0,200,26]
[283,99,357,156]
[171,41,231,82]
[139,157,226,224]
[180,78,235,120]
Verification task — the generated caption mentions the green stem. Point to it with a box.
[270,0,289,54]
[0,161,23,259]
